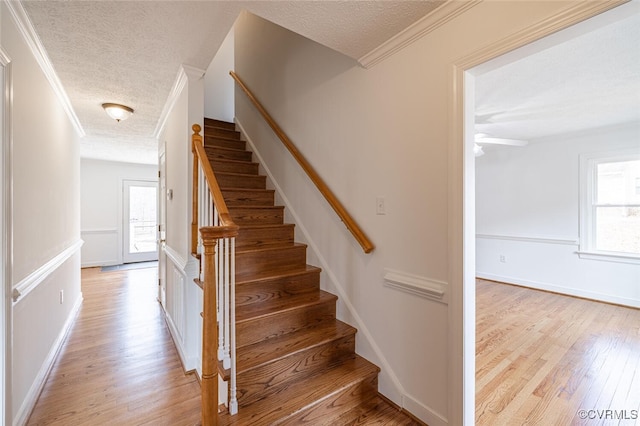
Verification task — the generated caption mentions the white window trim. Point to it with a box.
[579,148,640,265]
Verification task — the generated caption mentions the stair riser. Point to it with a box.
[205,136,246,151]
[236,245,306,278]
[205,147,252,162]
[237,302,337,348]
[204,118,235,130]
[222,189,274,207]
[236,225,294,250]
[279,374,379,425]
[217,173,266,190]
[236,269,320,306]
[206,127,241,140]
[229,207,284,226]
[236,336,356,407]
[212,161,259,176]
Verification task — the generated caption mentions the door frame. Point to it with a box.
[448,1,627,423]
[1,44,13,426]
[122,179,159,264]
[158,146,167,307]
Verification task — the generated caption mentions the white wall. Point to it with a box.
[204,27,234,122]
[231,2,590,423]
[476,123,640,307]
[80,158,157,267]
[2,3,82,423]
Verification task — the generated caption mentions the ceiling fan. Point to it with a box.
[474,133,528,157]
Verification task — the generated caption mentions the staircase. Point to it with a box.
[202,118,420,425]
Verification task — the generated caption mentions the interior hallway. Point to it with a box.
[476,279,640,425]
[27,266,201,425]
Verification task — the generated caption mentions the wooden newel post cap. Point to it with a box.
[192,124,202,134]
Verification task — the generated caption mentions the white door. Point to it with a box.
[123,180,158,263]
[158,151,167,306]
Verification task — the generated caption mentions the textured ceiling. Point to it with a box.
[474,3,640,148]
[22,0,444,165]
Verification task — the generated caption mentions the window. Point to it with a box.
[580,150,640,262]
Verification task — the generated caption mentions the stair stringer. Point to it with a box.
[233,117,407,406]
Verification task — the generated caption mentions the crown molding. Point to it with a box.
[153,64,205,139]
[358,0,481,69]
[4,0,85,137]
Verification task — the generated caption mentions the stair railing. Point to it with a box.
[230,71,375,254]
[191,124,240,424]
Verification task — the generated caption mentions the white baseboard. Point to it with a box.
[13,294,83,426]
[403,393,448,426]
[476,272,640,309]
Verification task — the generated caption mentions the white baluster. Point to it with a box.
[229,236,238,414]
[223,236,231,370]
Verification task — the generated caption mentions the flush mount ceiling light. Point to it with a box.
[102,103,134,122]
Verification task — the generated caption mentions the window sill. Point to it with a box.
[577,251,640,265]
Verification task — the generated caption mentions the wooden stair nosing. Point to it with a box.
[235,264,320,287]
[204,118,235,130]
[204,145,249,156]
[236,320,357,374]
[235,336,357,407]
[205,137,246,151]
[235,290,336,324]
[236,295,337,348]
[218,356,380,426]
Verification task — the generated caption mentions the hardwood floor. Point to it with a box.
[27,267,201,426]
[476,279,640,426]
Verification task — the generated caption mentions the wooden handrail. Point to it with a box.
[230,71,375,254]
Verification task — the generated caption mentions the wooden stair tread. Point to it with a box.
[219,356,380,426]
[236,290,336,323]
[204,144,245,154]
[237,320,356,373]
[236,241,305,255]
[236,290,338,324]
[236,264,320,285]
[329,395,424,426]
[210,157,257,167]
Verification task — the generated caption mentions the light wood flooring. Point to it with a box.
[476,279,640,426]
[27,266,201,425]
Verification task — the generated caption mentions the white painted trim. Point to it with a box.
[577,251,640,265]
[12,240,84,305]
[236,118,432,413]
[476,233,579,246]
[358,0,480,68]
[383,269,448,304]
[476,272,640,309]
[451,1,628,424]
[0,44,12,426]
[161,248,198,372]
[80,228,118,236]
[154,64,205,139]
[403,393,447,426]
[164,244,187,271]
[163,307,195,371]
[12,293,83,426]
[3,1,84,137]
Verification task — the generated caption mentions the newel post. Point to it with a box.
[200,225,238,426]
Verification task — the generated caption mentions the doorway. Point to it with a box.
[123,180,158,264]
[455,2,635,424]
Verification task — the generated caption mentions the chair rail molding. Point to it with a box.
[12,240,84,304]
[383,269,448,304]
